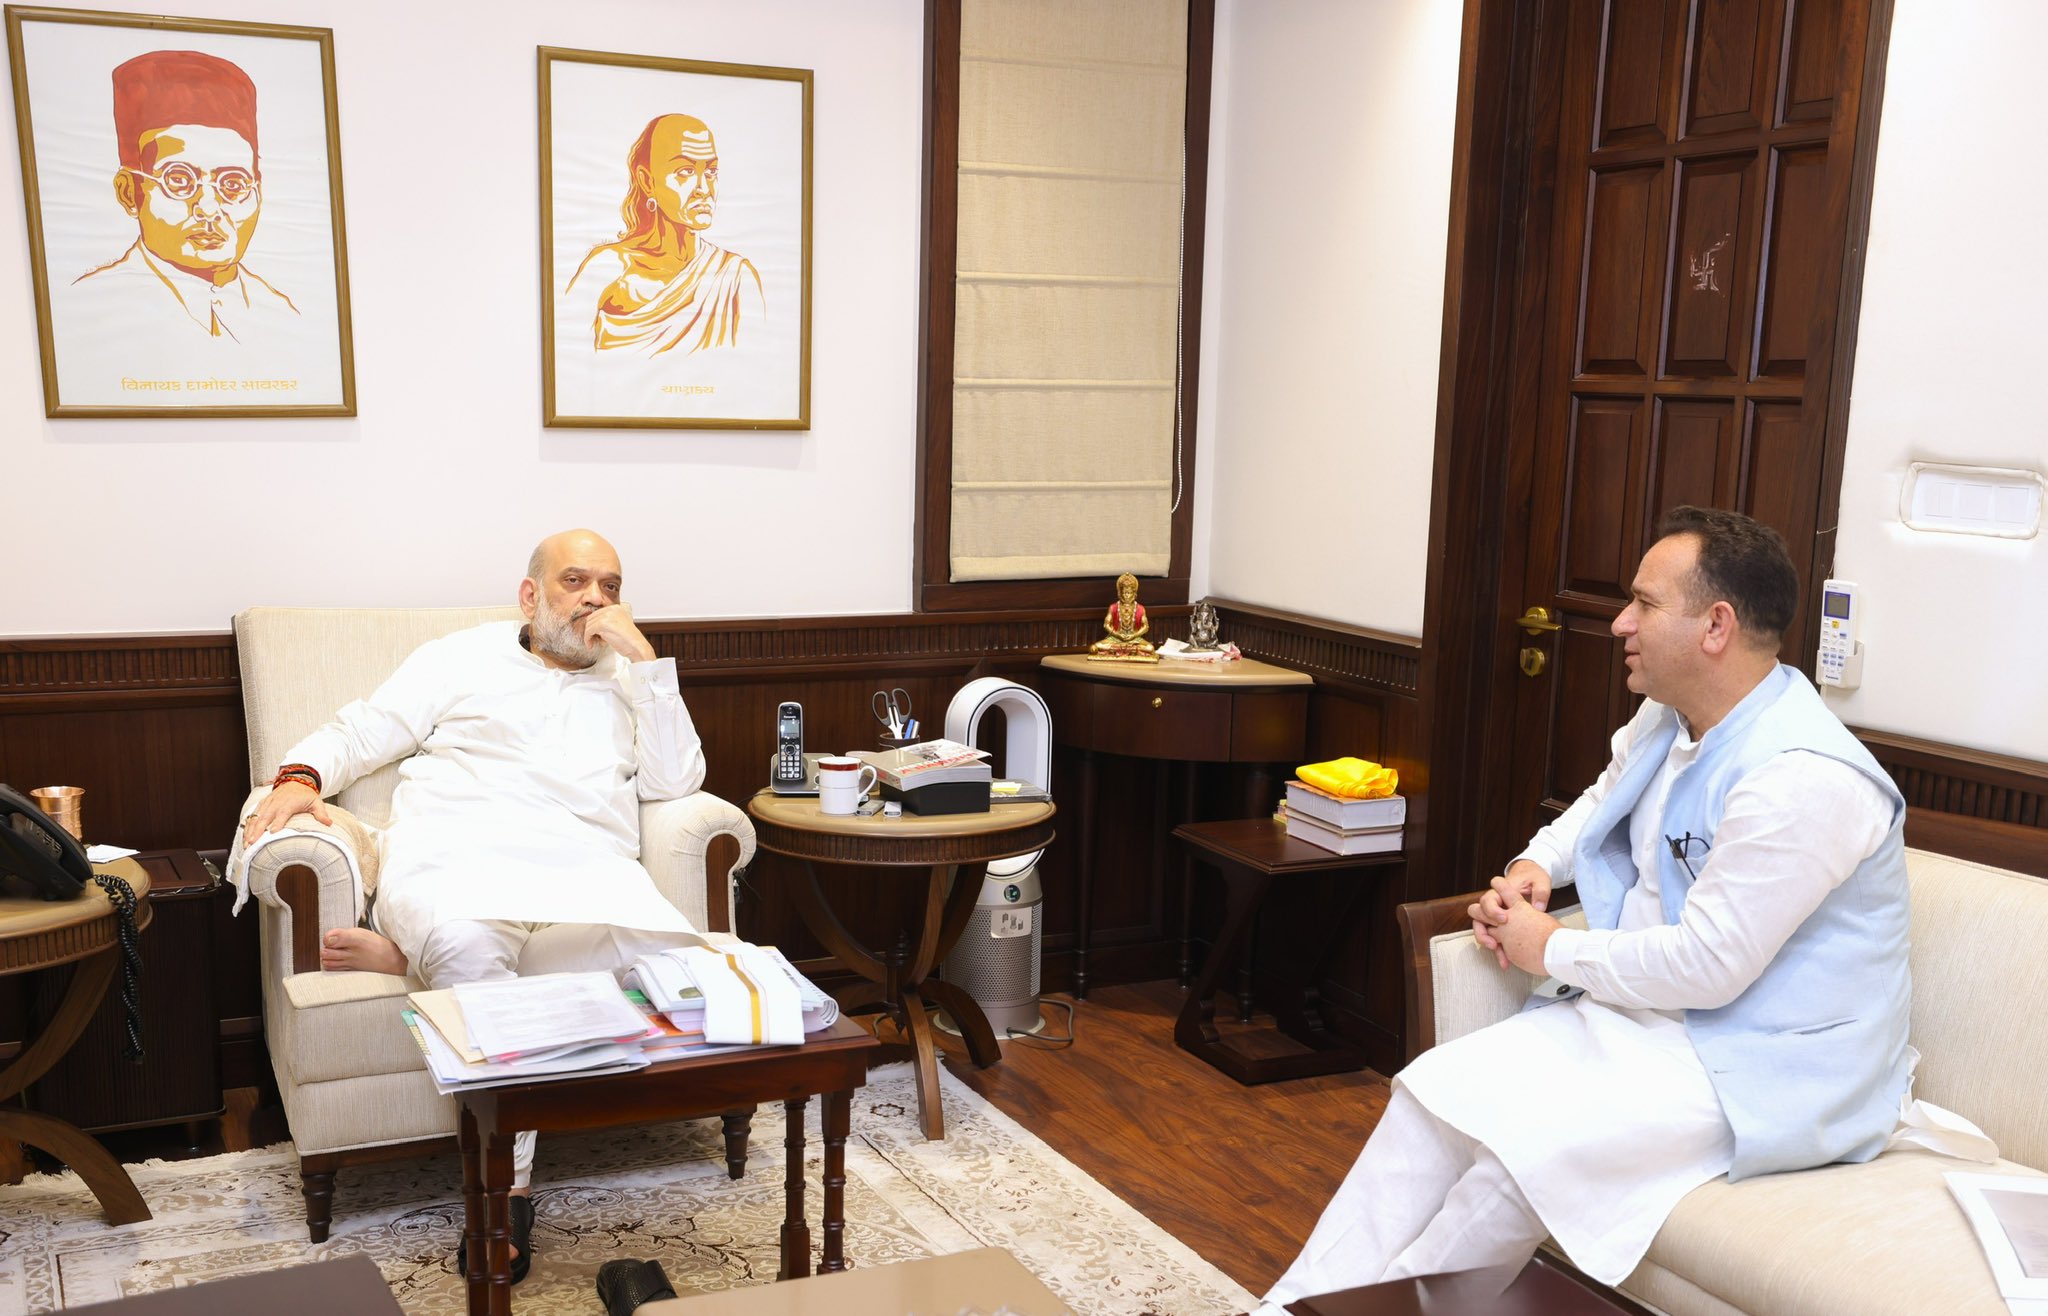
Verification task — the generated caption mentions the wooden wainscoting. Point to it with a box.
[4,612,2043,1082]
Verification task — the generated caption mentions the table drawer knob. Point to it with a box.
[1152,696,1163,709]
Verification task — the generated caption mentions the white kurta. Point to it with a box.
[278,621,708,963]
[1397,700,1893,1284]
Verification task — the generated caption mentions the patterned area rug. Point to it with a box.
[0,1063,1254,1314]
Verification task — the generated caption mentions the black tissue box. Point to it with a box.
[880,779,990,816]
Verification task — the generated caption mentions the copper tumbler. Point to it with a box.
[29,786,84,843]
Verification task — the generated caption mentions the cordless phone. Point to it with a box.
[772,702,807,787]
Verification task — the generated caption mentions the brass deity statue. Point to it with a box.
[1187,600,1221,651]
[1088,573,1160,663]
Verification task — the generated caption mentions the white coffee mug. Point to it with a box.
[816,755,880,815]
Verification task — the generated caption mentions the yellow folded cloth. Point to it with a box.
[1296,757,1399,799]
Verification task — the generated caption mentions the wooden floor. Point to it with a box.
[936,980,1391,1297]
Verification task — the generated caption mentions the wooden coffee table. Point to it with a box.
[747,793,1056,1139]
[455,1017,881,1316]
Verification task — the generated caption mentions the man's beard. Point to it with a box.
[530,593,603,668]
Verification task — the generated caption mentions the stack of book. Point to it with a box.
[1283,779,1406,855]
[859,738,993,815]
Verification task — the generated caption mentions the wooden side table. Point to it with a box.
[1172,819,1398,1085]
[0,857,154,1224]
[746,793,1057,1139]
[1037,653,1311,999]
[457,1018,882,1315]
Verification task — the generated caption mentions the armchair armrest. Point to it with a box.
[640,791,756,935]
[1397,886,1584,1063]
[231,786,381,975]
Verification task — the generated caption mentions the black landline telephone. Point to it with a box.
[0,783,90,899]
[0,783,147,1062]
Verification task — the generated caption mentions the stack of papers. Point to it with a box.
[399,948,841,1095]
[404,971,656,1095]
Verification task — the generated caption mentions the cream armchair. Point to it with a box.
[229,606,756,1242]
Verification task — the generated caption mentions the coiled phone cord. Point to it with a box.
[90,874,145,1063]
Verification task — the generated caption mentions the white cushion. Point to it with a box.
[1902,849,2048,1169]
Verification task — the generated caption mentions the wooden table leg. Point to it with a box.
[1179,763,1200,988]
[484,1131,516,1316]
[779,1097,812,1280]
[721,1108,753,1180]
[1075,747,1098,1000]
[0,1111,148,1225]
[0,948,149,1225]
[459,1105,487,1316]
[1174,863,1270,1052]
[901,993,946,1140]
[821,1087,851,1272]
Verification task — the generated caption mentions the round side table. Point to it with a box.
[0,857,153,1224]
[746,793,1056,1140]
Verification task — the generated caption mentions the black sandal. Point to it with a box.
[596,1259,678,1315]
[456,1194,535,1285]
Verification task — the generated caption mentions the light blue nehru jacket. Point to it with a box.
[1539,663,1911,1182]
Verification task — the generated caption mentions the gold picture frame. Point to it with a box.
[5,5,356,417]
[539,46,812,430]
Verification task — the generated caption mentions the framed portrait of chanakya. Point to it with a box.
[4,6,355,417]
[540,47,811,430]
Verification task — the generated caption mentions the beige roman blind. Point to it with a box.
[949,0,1188,582]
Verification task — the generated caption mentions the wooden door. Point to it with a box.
[1499,0,1879,836]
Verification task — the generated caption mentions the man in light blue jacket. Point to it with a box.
[1259,508,1910,1309]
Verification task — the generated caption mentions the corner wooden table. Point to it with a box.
[0,857,153,1225]
[456,1017,881,1315]
[1173,818,1397,1084]
[746,793,1056,1139]
[1037,653,1311,998]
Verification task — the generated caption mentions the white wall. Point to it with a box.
[1823,0,2048,761]
[1197,0,1462,638]
[0,0,925,635]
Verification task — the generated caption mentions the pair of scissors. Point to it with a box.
[872,687,912,738]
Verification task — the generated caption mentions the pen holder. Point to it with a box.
[878,736,918,752]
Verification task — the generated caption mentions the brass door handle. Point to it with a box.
[1516,606,1562,636]
[1151,697,1163,709]
[1519,647,1548,677]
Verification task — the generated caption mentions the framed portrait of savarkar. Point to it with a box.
[5,6,355,417]
[539,47,811,430]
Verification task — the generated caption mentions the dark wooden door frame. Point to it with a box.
[1413,0,1898,899]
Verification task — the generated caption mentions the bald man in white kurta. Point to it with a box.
[278,618,707,982]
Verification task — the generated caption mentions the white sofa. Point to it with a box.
[1397,811,2048,1315]
[228,606,757,1241]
